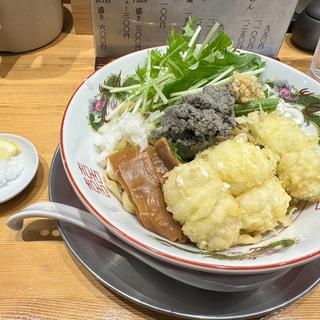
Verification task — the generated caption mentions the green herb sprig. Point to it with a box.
[103,18,266,121]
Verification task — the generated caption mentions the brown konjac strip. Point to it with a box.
[154,137,181,170]
[119,152,185,242]
[145,146,168,185]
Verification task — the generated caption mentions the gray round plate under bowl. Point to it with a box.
[49,147,320,320]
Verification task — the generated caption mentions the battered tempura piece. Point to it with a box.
[163,159,242,251]
[182,194,242,251]
[163,134,292,251]
[241,112,320,201]
[238,177,291,234]
[240,111,317,154]
[198,134,277,196]
[277,148,320,202]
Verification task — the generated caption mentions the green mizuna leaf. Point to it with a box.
[97,17,266,120]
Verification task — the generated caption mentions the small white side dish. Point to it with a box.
[0,134,39,204]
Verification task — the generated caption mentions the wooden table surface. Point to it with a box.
[0,7,319,319]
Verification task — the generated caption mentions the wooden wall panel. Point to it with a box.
[70,0,93,34]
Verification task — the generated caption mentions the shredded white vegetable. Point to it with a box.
[94,113,148,168]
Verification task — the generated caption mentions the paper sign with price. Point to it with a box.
[91,0,297,58]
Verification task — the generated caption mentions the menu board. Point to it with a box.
[91,0,298,59]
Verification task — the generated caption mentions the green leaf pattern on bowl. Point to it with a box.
[149,236,298,260]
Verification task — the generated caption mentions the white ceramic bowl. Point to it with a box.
[60,47,320,275]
